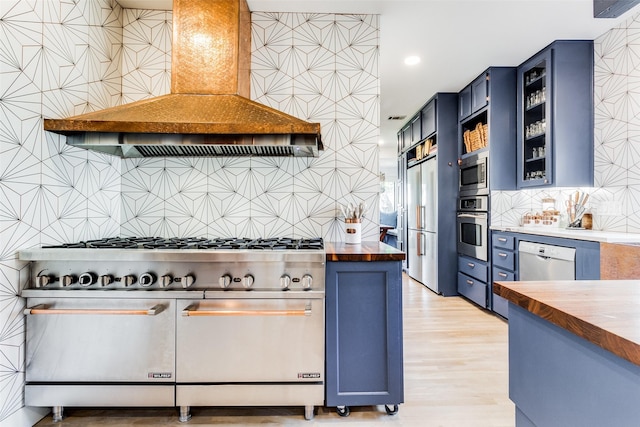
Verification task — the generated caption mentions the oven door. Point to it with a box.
[456,212,489,261]
[24,297,176,382]
[176,296,324,383]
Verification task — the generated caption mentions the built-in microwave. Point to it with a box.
[459,151,488,196]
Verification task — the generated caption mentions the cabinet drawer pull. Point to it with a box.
[498,272,508,278]
[498,237,507,242]
[466,279,474,285]
[498,252,507,258]
[467,262,475,268]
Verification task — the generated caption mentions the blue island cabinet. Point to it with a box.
[325,260,404,417]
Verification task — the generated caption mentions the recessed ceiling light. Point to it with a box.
[404,56,420,66]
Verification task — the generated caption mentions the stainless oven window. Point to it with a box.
[460,221,483,247]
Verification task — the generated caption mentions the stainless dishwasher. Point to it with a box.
[518,241,576,281]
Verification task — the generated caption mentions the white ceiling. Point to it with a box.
[116,0,638,172]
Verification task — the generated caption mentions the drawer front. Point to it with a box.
[457,272,487,308]
[492,249,515,271]
[492,233,515,250]
[458,255,488,282]
[493,266,515,282]
[492,294,509,319]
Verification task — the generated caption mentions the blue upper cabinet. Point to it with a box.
[517,40,594,188]
[458,73,488,122]
[421,99,436,139]
[471,74,489,113]
[458,67,517,190]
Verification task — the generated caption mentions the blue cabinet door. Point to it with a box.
[325,261,404,407]
[421,99,436,138]
[459,85,472,120]
[471,73,488,112]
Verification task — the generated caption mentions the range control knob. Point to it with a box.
[219,274,232,289]
[139,273,157,287]
[160,275,173,288]
[180,274,195,289]
[301,274,313,291]
[78,272,97,287]
[121,275,136,287]
[61,275,77,287]
[242,274,254,289]
[280,274,291,290]
[36,274,54,288]
[99,275,114,287]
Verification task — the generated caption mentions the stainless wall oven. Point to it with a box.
[456,195,489,261]
[459,151,488,196]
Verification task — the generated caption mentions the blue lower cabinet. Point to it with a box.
[490,230,601,319]
[491,232,518,319]
[458,255,488,283]
[325,261,404,413]
[457,271,488,308]
[457,255,489,308]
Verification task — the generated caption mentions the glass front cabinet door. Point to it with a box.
[516,40,594,189]
[519,50,551,186]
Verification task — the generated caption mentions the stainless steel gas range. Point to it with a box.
[19,237,326,422]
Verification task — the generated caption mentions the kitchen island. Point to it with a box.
[324,242,405,416]
[493,280,640,427]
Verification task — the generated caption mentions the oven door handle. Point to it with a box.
[23,304,166,316]
[457,213,487,219]
[181,303,312,317]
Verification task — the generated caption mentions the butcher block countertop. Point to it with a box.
[493,280,640,367]
[325,241,405,262]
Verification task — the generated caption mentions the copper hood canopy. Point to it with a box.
[43,0,322,158]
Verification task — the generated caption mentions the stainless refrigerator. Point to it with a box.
[407,157,438,292]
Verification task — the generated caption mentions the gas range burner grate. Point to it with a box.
[43,237,164,249]
[43,237,324,250]
[141,237,211,249]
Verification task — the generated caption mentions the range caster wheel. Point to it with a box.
[336,406,350,417]
[385,404,399,415]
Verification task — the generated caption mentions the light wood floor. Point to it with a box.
[34,274,514,426]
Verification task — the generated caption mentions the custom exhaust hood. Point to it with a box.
[43,0,322,158]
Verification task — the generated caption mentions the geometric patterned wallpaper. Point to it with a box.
[0,2,379,424]
[120,12,381,242]
[491,12,640,232]
[1,1,123,424]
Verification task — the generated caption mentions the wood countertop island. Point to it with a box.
[325,241,405,262]
[493,280,640,427]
